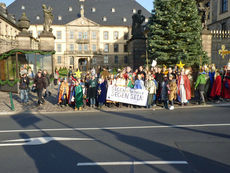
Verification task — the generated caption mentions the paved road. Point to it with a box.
[0,106,229,173]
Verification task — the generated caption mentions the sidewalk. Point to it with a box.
[0,88,229,115]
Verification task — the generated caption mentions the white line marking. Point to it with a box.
[77,161,188,166]
[0,137,95,147]
[0,123,229,133]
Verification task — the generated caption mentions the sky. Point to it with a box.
[1,0,154,12]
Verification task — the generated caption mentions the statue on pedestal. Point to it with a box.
[132,10,146,39]
[42,4,53,33]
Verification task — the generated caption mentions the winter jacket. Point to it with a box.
[19,77,30,90]
[195,73,207,89]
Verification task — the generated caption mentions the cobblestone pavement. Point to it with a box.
[0,85,229,113]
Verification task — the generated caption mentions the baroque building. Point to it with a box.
[7,0,150,70]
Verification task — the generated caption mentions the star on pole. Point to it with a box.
[74,69,82,79]
[177,61,185,69]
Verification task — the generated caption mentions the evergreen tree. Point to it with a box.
[148,0,208,66]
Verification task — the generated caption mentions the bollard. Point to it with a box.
[9,92,15,111]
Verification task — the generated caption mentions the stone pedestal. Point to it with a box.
[16,32,33,50]
[202,30,212,58]
[128,38,146,70]
[39,32,55,51]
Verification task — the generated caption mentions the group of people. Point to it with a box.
[53,61,230,111]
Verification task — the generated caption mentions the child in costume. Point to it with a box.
[68,78,76,107]
[74,80,84,111]
[127,74,134,88]
[222,61,230,100]
[177,68,191,106]
[168,74,177,110]
[58,78,69,107]
[210,70,222,103]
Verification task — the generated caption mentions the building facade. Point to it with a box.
[208,0,230,30]
[0,3,20,54]
[8,0,150,70]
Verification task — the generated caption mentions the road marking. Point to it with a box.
[0,137,95,147]
[0,123,229,134]
[77,161,188,166]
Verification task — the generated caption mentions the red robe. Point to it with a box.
[222,71,230,99]
[177,75,191,100]
[210,75,222,97]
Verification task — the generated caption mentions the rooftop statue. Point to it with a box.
[42,4,53,33]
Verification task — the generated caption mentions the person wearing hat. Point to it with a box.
[19,72,30,104]
[222,61,230,100]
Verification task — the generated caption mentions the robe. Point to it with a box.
[222,71,230,99]
[58,82,69,104]
[74,85,83,108]
[177,75,191,102]
[210,75,222,98]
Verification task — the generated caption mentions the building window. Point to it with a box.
[124,56,128,64]
[114,31,119,40]
[38,30,42,36]
[104,31,109,40]
[92,31,97,40]
[124,32,129,40]
[124,44,128,52]
[36,16,40,20]
[69,57,74,65]
[104,44,109,52]
[69,31,74,39]
[92,44,97,52]
[92,7,96,12]
[132,9,137,14]
[222,22,227,30]
[69,7,73,12]
[114,44,119,52]
[84,44,89,51]
[111,8,116,12]
[21,5,25,10]
[104,55,109,64]
[78,44,82,51]
[83,32,88,39]
[57,56,62,64]
[123,18,127,22]
[79,32,83,39]
[114,55,118,64]
[56,31,62,39]
[58,16,62,20]
[70,44,74,51]
[57,44,62,52]
[102,17,107,22]
[92,58,96,64]
[221,0,228,13]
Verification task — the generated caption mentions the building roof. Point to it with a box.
[7,0,151,26]
[0,4,19,29]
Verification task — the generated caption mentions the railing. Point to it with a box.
[211,30,230,38]
[76,39,90,43]
[65,50,103,55]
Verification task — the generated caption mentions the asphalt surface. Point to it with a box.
[0,106,229,173]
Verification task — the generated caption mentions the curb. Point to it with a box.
[0,103,229,116]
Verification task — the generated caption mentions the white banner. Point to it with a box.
[106,86,148,106]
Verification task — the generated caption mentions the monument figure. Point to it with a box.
[42,4,53,33]
[132,10,145,39]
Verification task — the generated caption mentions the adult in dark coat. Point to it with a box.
[34,71,46,105]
